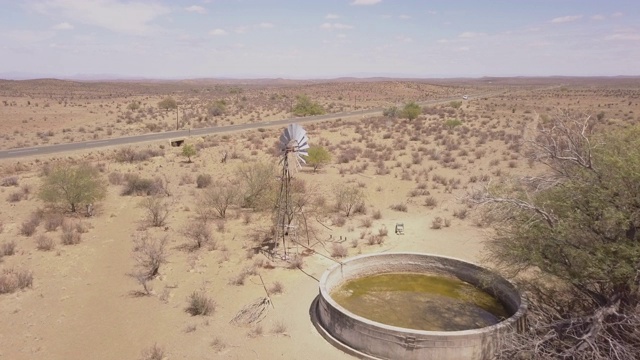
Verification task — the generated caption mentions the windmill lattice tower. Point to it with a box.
[275,124,309,258]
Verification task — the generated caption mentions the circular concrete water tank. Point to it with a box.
[311,253,526,360]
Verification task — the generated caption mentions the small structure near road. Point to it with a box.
[170,138,185,147]
[395,223,404,235]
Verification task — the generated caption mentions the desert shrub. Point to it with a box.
[431,217,444,229]
[366,235,383,245]
[36,235,55,251]
[196,174,212,189]
[247,324,264,338]
[199,181,239,219]
[75,221,89,233]
[138,196,171,227]
[20,218,39,236]
[390,203,408,212]
[44,213,65,231]
[271,321,288,335]
[360,217,373,228]
[108,171,124,185]
[330,243,348,258]
[1,176,19,187]
[372,209,382,220]
[1,241,16,256]
[333,215,346,227]
[185,290,216,316]
[287,254,304,269]
[115,147,164,163]
[7,191,24,202]
[228,271,247,286]
[122,174,166,196]
[269,281,284,295]
[139,344,165,360]
[132,234,168,279]
[453,208,468,219]
[424,196,438,208]
[183,220,213,250]
[60,222,81,245]
[333,183,366,217]
[235,162,277,210]
[0,268,33,294]
[378,226,388,237]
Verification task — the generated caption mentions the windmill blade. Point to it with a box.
[296,154,307,164]
[296,133,309,147]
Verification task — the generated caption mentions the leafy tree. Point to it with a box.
[39,163,107,213]
[182,144,196,163]
[400,102,421,120]
[444,119,462,129]
[292,95,325,116]
[470,114,640,359]
[157,97,177,111]
[207,100,226,117]
[305,146,331,172]
[449,100,462,109]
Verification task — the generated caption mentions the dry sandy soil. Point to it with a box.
[0,77,639,360]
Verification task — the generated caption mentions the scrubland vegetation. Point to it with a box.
[0,77,639,359]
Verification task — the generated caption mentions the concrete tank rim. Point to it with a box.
[318,251,527,337]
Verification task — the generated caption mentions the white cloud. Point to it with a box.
[591,14,605,20]
[612,12,623,17]
[337,34,347,39]
[326,13,339,19]
[550,15,583,23]
[257,22,274,28]
[28,0,170,35]
[235,26,248,34]
[351,0,381,5]
[396,35,413,43]
[209,28,228,36]
[399,15,411,19]
[320,22,354,30]
[459,32,486,38]
[185,5,206,14]
[605,32,640,41]
[53,22,74,30]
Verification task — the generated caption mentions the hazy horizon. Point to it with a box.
[1,0,639,79]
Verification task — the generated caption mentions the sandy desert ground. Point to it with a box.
[0,77,639,360]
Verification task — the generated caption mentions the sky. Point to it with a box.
[0,0,638,79]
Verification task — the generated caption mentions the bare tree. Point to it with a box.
[183,220,213,250]
[199,181,239,219]
[138,195,171,227]
[132,233,168,279]
[235,162,277,210]
[333,183,365,217]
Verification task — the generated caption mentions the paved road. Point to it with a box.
[0,93,497,160]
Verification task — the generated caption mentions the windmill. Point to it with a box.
[274,123,309,258]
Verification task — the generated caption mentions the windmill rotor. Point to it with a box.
[279,124,310,168]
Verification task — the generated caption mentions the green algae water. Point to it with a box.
[330,273,510,331]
